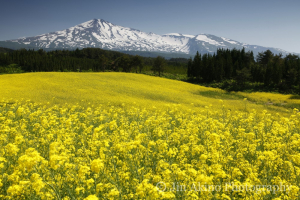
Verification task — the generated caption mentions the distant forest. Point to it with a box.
[1,47,300,94]
[187,48,300,94]
[0,47,187,75]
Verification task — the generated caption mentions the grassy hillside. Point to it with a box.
[0,72,298,114]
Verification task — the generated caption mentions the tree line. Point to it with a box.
[0,48,140,73]
[0,48,187,75]
[187,48,300,94]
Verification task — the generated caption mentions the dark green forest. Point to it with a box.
[0,47,187,75]
[187,48,300,94]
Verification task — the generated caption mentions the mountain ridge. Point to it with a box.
[1,19,298,56]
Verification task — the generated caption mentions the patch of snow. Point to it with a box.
[164,33,182,37]
[161,35,189,46]
[221,37,238,45]
[182,34,195,38]
[101,21,110,31]
[39,36,47,40]
[79,20,94,28]
[196,35,221,46]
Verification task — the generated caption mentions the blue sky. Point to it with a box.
[1,0,300,53]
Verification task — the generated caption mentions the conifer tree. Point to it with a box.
[187,58,193,78]
[131,55,143,73]
[152,56,166,76]
[193,51,202,80]
[225,53,233,79]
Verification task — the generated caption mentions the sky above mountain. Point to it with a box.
[1,0,300,54]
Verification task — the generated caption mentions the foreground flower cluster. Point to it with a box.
[0,100,300,199]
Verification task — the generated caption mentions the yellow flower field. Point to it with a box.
[0,72,300,199]
[1,72,297,113]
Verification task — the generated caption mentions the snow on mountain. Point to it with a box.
[3,19,296,56]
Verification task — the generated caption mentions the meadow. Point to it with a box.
[0,72,300,199]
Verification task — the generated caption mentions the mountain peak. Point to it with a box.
[2,19,295,56]
[91,18,107,24]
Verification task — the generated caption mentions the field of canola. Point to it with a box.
[0,72,300,199]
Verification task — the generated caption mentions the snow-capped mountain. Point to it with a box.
[2,19,295,56]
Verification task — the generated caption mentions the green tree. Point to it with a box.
[286,68,298,88]
[201,54,209,82]
[131,55,144,73]
[152,56,166,76]
[225,53,233,79]
[236,67,251,86]
[187,57,193,78]
[257,50,274,66]
[271,54,283,85]
[264,62,273,86]
[98,54,108,72]
[116,55,131,72]
[193,51,202,80]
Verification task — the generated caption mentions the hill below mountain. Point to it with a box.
[1,72,298,113]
